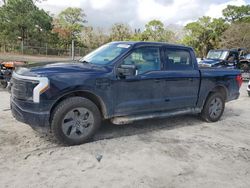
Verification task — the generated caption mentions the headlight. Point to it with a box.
[33,77,49,103]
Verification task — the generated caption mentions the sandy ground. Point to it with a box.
[0,83,250,188]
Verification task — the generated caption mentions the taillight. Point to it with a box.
[236,74,243,88]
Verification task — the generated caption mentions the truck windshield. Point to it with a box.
[207,50,229,60]
[79,43,131,65]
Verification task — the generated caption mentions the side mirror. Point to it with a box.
[117,64,137,78]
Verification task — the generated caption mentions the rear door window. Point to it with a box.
[165,49,193,70]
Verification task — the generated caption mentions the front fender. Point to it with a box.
[46,87,110,119]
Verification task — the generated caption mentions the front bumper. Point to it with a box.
[11,97,52,133]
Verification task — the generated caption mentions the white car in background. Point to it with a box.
[196,58,202,64]
[248,80,250,96]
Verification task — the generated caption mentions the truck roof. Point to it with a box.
[109,41,193,50]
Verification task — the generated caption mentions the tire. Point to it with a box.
[51,97,101,146]
[0,80,7,89]
[240,63,250,72]
[201,92,225,122]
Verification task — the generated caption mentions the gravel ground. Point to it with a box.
[0,83,250,188]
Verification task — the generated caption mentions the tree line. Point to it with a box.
[0,0,249,57]
[183,5,250,57]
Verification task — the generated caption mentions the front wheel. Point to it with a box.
[51,97,101,146]
[201,92,225,122]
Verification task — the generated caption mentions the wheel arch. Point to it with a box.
[202,85,228,109]
[49,90,108,123]
[210,85,228,100]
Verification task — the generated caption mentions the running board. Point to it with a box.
[111,108,201,125]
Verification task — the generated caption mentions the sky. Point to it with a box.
[38,0,250,29]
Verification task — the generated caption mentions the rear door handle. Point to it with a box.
[188,78,193,81]
[154,79,161,83]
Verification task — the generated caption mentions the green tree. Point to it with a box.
[53,7,86,46]
[182,17,229,57]
[143,20,165,41]
[1,0,45,4]
[223,5,250,23]
[208,18,229,49]
[141,20,175,42]
[129,29,143,41]
[220,5,250,50]
[0,0,52,48]
[220,22,250,50]
[110,23,132,41]
[81,26,109,52]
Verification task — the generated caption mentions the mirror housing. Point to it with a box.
[117,64,137,78]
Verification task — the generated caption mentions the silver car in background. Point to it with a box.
[247,80,250,96]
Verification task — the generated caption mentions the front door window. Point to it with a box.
[122,47,161,74]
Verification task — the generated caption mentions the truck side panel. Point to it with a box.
[197,68,241,108]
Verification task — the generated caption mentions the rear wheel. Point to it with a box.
[51,97,101,146]
[201,92,225,122]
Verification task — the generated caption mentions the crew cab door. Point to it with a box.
[160,47,200,110]
[113,46,165,116]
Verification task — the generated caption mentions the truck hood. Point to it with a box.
[15,61,109,77]
[199,59,221,67]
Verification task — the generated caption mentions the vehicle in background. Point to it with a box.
[198,48,245,69]
[239,54,250,80]
[247,80,250,96]
[0,61,27,89]
[11,42,242,146]
[196,57,202,64]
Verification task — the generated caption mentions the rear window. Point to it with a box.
[165,49,193,70]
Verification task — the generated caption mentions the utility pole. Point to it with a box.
[21,39,24,54]
[45,43,48,56]
[71,39,75,60]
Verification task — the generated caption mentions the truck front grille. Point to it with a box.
[11,77,39,101]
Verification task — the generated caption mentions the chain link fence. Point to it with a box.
[0,43,90,57]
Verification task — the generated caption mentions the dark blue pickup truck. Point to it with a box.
[11,42,243,145]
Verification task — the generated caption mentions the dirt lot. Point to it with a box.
[0,53,71,63]
[0,83,250,188]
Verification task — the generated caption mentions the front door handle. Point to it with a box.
[188,78,193,81]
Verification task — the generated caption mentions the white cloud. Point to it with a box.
[89,0,112,10]
[137,0,200,24]
[39,0,82,9]
[38,0,83,15]
[205,0,247,18]
[37,0,249,28]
